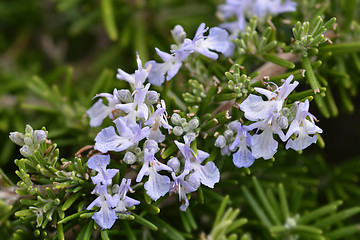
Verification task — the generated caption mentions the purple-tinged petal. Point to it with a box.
[233,143,255,168]
[286,128,318,151]
[87,99,112,127]
[92,204,117,229]
[251,127,278,160]
[192,161,220,188]
[144,168,170,201]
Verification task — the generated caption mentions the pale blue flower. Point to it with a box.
[175,136,220,188]
[146,48,188,86]
[136,143,173,201]
[116,83,151,124]
[94,117,150,153]
[240,75,299,122]
[180,23,233,60]
[87,89,122,127]
[170,169,197,211]
[171,25,186,44]
[113,179,140,213]
[145,100,172,143]
[285,100,323,151]
[116,53,149,89]
[246,112,287,160]
[87,154,119,188]
[218,0,297,36]
[87,185,117,230]
[229,121,255,168]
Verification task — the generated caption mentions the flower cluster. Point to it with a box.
[215,75,323,168]
[146,23,234,86]
[86,154,139,229]
[87,54,220,225]
[217,0,297,37]
[9,125,48,157]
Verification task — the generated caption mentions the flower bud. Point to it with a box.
[144,139,159,152]
[134,147,142,155]
[112,184,120,194]
[181,123,190,132]
[25,125,33,134]
[185,132,196,141]
[224,130,234,140]
[281,107,290,117]
[145,91,159,105]
[171,25,186,44]
[173,126,183,136]
[20,145,32,157]
[124,151,137,164]
[276,115,289,129]
[188,118,199,129]
[117,89,132,103]
[214,135,227,148]
[180,118,187,125]
[9,132,25,146]
[24,136,33,146]
[171,113,181,125]
[221,146,231,156]
[167,157,181,173]
[33,130,48,145]
[227,121,238,132]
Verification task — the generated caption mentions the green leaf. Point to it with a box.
[241,185,271,227]
[76,219,94,240]
[148,216,185,240]
[314,207,360,228]
[298,200,342,224]
[252,177,281,225]
[214,195,230,226]
[132,213,157,231]
[58,211,88,224]
[262,53,295,69]
[62,192,82,211]
[100,230,110,240]
[101,0,118,41]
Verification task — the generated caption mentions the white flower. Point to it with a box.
[87,89,122,127]
[145,100,172,143]
[285,100,323,151]
[94,117,150,153]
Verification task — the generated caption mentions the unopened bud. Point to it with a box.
[188,118,199,129]
[9,132,25,146]
[214,135,227,148]
[185,132,196,141]
[182,123,190,132]
[33,130,48,145]
[124,151,137,164]
[227,121,238,132]
[20,145,32,157]
[25,125,33,134]
[145,91,159,105]
[173,126,183,136]
[24,136,33,146]
[171,25,186,44]
[117,89,132,103]
[171,113,181,125]
[224,130,234,140]
[221,146,231,156]
[281,107,290,117]
[167,157,181,173]
[276,115,289,129]
[144,139,159,152]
